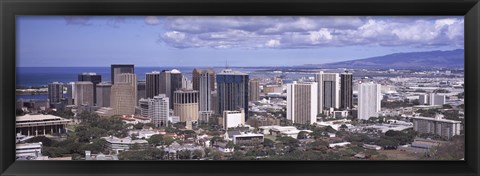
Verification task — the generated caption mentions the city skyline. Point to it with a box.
[17,16,463,67]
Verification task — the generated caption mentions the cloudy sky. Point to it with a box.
[17,16,464,67]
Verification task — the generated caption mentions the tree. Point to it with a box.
[263,138,275,148]
[25,136,54,147]
[163,136,175,146]
[297,131,309,139]
[177,150,192,159]
[148,134,164,146]
[307,140,329,152]
[192,149,204,159]
[134,123,145,129]
[442,104,453,109]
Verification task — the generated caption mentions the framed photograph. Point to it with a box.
[1,0,479,176]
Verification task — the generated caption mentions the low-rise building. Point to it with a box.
[412,116,461,139]
[16,114,72,136]
[16,142,42,158]
[102,136,148,154]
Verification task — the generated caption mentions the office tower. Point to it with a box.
[216,69,249,120]
[286,81,318,125]
[340,72,353,110]
[315,71,340,113]
[74,81,94,106]
[111,64,134,84]
[146,71,161,98]
[419,94,429,105]
[65,82,75,105]
[192,68,216,91]
[429,93,446,106]
[96,82,112,107]
[47,82,63,106]
[211,90,218,114]
[249,79,260,102]
[137,80,146,102]
[358,82,382,120]
[118,73,138,106]
[197,71,214,111]
[78,72,101,105]
[223,109,245,129]
[139,94,169,127]
[160,69,183,109]
[182,75,193,90]
[111,82,135,115]
[173,89,199,122]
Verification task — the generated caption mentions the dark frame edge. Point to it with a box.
[1,0,480,176]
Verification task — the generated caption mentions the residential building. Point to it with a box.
[412,116,461,139]
[139,94,169,127]
[286,81,318,124]
[358,82,382,120]
[315,71,340,112]
[47,82,63,107]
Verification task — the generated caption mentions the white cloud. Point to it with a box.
[153,16,463,49]
[145,16,160,25]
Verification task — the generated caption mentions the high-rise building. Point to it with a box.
[118,73,138,106]
[340,72,353,110]
[315,71,340,112]
[47,82,63,107]
[286,81,318,124]
[65,82,75,105]
[216,69,249,120]
[173,89,199,122]
[137,80,146,103]
[223,109,245,130]
[182,75,193,90]
[96,82,112,107]
[78,73,102,105]
[111,64,134,84]
[145,71,160,98]
[111,82,135,115]
[358,83,382,120]
[160,69,183,109]
[192,68,215,92]
[429,93,446,106]
[74,81,94,106]
[249,79,260,102]
[139,94,169,127]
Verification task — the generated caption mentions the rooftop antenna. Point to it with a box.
[225,58,229,69]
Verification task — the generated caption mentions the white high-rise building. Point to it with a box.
[315,71,340,113]
[286,81,318,125]
[139,94,169,127]
[358,83,382,120]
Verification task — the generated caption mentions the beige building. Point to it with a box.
[111,82,135,116]
[118,73,138,106]
[249,79,260,102]
[286,81,318,125]
[74,81,94,106]
[412,116,461,139]
[173,89,199,122]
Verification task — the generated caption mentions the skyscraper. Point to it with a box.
[315,71,340,113]
[48,82,63,106]
[145,71,160,98]
[216,69,249,120]
[192,68,215,92]
[137,80,146,102]
[286,81,318,125]
[111,82,135,115]
[65,82,75,105]
[358,82,382,120]
[182,75,193,90]
[340,72,353,110]
[249,79,260,102]
[96,82,112,107]
[118,73,138,106]
[74,81,94,106]
[173,89,199,122]
[139,94,169,127]
[160,69,183,109]
[111,64,134,84]
[78,72,102,105]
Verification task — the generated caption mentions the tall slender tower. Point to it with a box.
[286,82,318,125]
[48,82,64,107]
[340,72,353,110]
[160,69,183,109]
[315,71,340,113]
[216,69,249,120]
[146,71,161,98]
[358,82,382,120]
[249,79,260,102]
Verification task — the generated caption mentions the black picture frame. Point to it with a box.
[1,0,479,176]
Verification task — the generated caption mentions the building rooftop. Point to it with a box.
[16,114,63,122]
[411,116,462,123]
[217,69,248,76]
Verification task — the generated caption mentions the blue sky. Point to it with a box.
[17,16,464,67]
